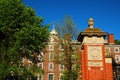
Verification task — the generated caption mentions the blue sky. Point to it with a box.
[23,0,120,39]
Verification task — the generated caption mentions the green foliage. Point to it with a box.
[54,16,81,80]
[0,0,49,79]
[115,39,120,44]
[4,65,20,76]
[60,71,77,80]
[60,66,79,80]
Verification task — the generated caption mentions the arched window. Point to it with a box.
[49,62,54,71]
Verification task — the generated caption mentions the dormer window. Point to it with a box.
[49,45,54,50]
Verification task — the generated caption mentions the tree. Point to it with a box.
[54,16,81,80]
[0,0,49,79]
[55,16,80,40]
[115,39,120,45]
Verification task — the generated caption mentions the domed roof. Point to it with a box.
[50,24,58,36]
[50,29,58,35]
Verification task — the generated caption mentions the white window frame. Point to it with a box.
[59,45,64,50]
[48,73,54,80]
[49,45,54,50]
[38,54,43,62]
[38,63,43,69]
[37,74,43,80]
[115,55,120,62]
[49,62,54,71]
[59,52,64,60]
[59,64,64,71]
[49,52,54,60]
[114,47,119,53]
[59,73,63,80]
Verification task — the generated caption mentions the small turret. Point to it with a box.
[50,24,58,36]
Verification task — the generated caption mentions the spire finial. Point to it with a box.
[88,18,94,28]
[53,24,55,30]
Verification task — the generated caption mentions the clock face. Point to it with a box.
[88,46,102,60]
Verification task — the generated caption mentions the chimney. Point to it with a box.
[108,34,114,44]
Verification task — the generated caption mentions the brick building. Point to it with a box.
[42,28,81,80]
[105,34,120,80]
[22,18,120,80]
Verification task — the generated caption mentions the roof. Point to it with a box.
[80,28,107,36]
[77,18,108,41]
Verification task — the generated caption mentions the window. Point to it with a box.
[71,55,78,62]
[72,64,78,70]
[49,53,54,60]
[49,63,54,71]
[59,73,63,80]
[115,55,120,62]
[48,73,54,80]
[114,47,119,53]
[105,47,110,53]
[59,52,64,60]
[49,45,54,50]
[72,46,76,53]
[38,75,43,80]
[38,63,43,69]
[38,54,43,62]
[59,45,64,50]
[59,64,64,70]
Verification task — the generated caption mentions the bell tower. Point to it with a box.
[77,18,113,80]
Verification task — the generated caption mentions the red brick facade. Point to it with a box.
[78,18,113,80]
[81,44,113,80]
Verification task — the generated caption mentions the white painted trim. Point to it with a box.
[48,73,54,80]
[48,62,54,71]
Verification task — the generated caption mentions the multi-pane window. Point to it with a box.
[59,64,64,70]
[115,55,120,62]
[59,52,64,60]
[49,45,54,50]
[59,45,64,50]
[48,73,54,80]
[49,63,54,71]
[114,47,119,53]
[49,53,54,60]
